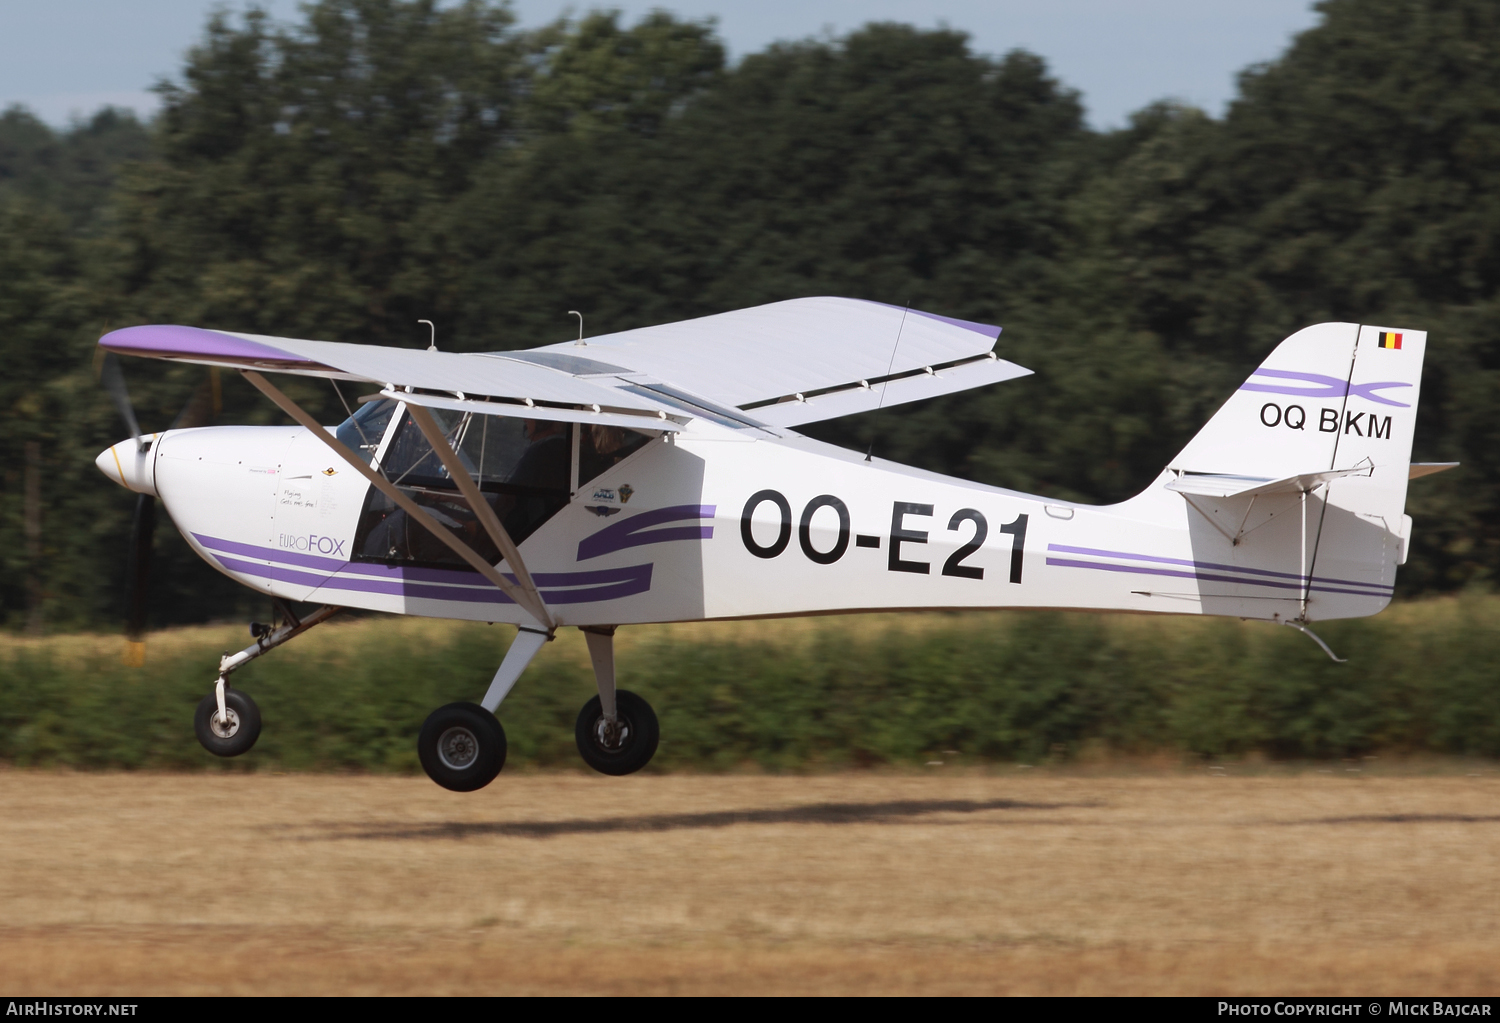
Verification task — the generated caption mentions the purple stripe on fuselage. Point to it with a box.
[195,533,636,588]
[195,534,653,603]
[1044,558,1391,599]
[1046,544,1393,593]
[577,505,715,561]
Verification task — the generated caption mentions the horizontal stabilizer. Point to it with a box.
[1166,466,1371,499]
[745,354,1032,428]
[1409,462,1459,479]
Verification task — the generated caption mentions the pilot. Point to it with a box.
[509,419,571,490]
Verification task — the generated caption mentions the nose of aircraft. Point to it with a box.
[95,437,159,497]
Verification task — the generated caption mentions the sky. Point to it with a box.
[0,0,1321,130]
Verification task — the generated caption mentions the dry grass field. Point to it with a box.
[1,769,1498,995]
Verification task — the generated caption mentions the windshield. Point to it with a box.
[334,399,398,464]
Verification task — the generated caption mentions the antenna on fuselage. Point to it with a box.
[865,301,910,463]
[569,310,585,346]
[419,319,436,351]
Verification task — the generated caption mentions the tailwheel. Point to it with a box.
[575,690,659,776]
[194,686,262,757]
[418,702,507,792]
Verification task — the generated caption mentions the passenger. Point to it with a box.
[579,423,648,484]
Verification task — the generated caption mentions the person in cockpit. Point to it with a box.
[501,419,571,540]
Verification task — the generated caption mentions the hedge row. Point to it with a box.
[1,601,1498,770]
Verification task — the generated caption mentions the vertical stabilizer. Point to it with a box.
[1162,322,1426,621]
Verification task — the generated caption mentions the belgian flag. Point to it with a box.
[1377,331,1403,350]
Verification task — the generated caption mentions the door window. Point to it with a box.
[578,424,652,486]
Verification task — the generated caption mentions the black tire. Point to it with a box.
[574,689,659,776]
[194,687,262,757]
[418,702,506,792]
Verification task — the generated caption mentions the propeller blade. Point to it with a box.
[123,492,156,659]
[99,353,145,451]
[169,368,221,431]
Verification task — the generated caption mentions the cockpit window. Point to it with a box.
[354,408,573,567]
[334,399,398,464]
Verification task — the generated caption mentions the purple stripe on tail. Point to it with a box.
[1238,368,1412,408]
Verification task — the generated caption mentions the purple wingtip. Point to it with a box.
[99,324,316,367]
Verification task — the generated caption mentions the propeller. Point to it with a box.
[99,354,221,664]
[99,352,145,452]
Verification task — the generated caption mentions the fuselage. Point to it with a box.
[97,405,1399,627]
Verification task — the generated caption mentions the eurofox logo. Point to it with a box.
[278,533,347,556]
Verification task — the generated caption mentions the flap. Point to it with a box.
[744,353,1032,427]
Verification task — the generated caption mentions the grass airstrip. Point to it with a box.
[0,769,1497,994]
[1,603,1498,993]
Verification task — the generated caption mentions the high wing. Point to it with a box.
[99,297,1031,430]
[534,296,1031,420]
[100,323,685,431]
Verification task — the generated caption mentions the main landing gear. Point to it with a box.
[573,626,659,777]
[415,623,659,792]
[417,702,507,791]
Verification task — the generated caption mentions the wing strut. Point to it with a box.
[403,402,551,621]
[241,371,555,631]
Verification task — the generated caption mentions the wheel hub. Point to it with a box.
[209,708,241,739]
[437,725,480,770]
[593,715,631,751]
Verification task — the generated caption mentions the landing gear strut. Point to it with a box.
[575,626,659,775]
[193,601,340,758]
[415,626,549,791]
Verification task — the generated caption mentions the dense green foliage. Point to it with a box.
[2,609,1498,770]
[3,0,1500,630]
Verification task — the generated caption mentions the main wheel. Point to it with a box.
[194,687,262,757]
[575,690,659,776]
[418,702,507,792]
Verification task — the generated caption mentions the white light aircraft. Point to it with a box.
[94,299,1452,790]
